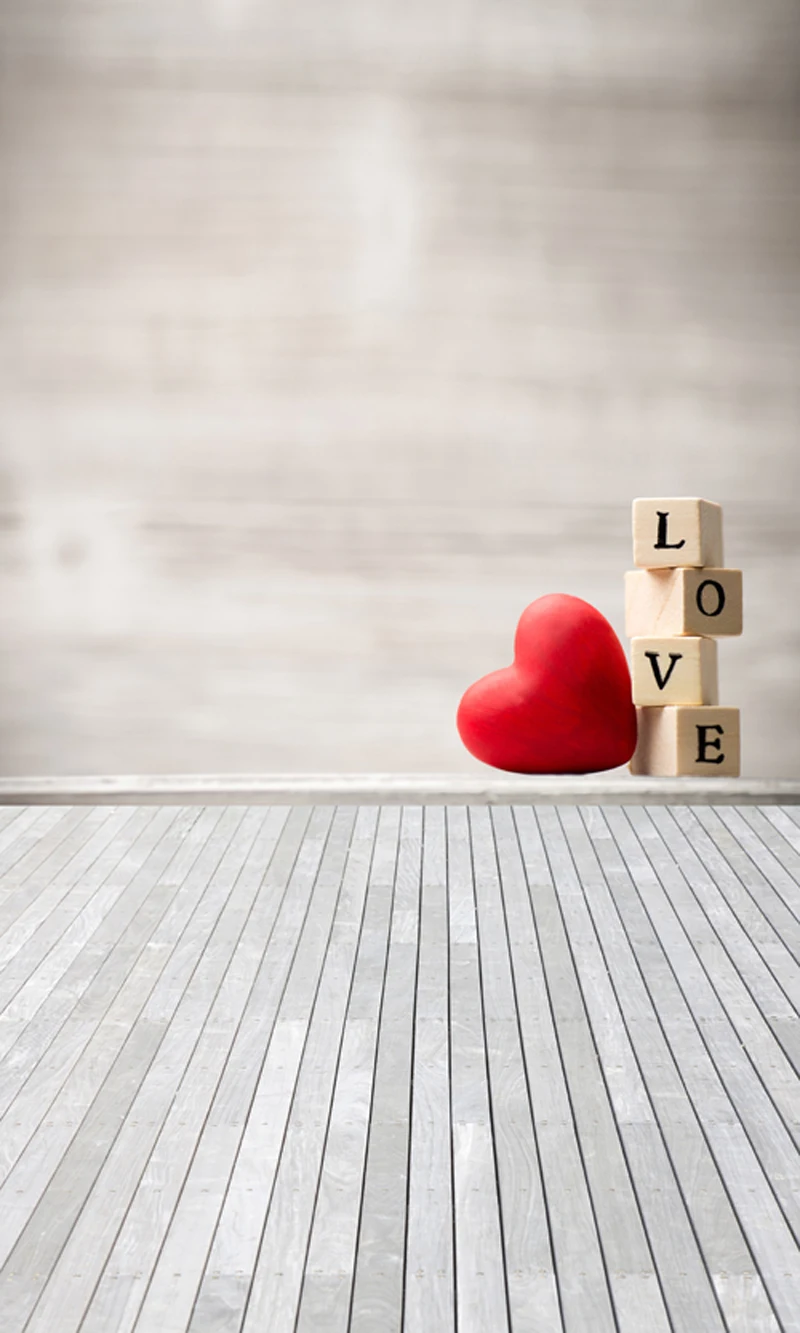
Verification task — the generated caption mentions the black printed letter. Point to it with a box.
[654,511,685,550]
[644,651,683,691]
[696,579,725,617]
[696,724,724,765]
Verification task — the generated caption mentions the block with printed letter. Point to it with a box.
[631,635,718,706]
[632,497,723,569]
[625,567,742,638]
[630,705,740,777]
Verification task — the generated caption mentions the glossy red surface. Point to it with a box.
[457,594,637,774]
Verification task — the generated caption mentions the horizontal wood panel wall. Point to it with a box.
[0,1,798,776]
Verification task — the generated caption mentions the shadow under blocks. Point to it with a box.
[627,498,742,776]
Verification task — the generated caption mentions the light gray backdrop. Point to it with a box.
[1,1,799,776]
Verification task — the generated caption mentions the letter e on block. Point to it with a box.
[630,706,740,777]
[632,498,723,569]
[631,636,718,706]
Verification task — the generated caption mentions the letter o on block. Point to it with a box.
[625,568,743,639]
[685,569,742,636]
[696,579,725,619]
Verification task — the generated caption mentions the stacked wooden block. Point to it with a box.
[626,498,742,776]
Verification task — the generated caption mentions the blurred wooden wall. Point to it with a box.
[1,0,799,775]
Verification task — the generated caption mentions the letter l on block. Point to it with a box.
[632,498,724,569]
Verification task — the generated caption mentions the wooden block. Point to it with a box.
[625,567,742,638]
[630,636,718,706]
[632,497,723,569]
[630,706,740,776]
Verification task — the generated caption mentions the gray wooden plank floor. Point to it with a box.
[0,805,798,1333]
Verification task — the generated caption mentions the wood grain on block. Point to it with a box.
[632,498,723,569]
[625,568,743,638]
[630,706,741,777]
[630,636,718,706]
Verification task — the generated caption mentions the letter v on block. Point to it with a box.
[644,650,682,690]
[631,636,718,706]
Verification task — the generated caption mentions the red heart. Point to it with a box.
[456,593,637,774]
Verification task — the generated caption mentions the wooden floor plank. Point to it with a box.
[0,808,68,890]
[0,807,190,1126]
[658,808,800,1022]
[644,805,800,1082]
[0,807,162,1014]
[693,807,800,946]
[535,806,675,1333]
[0,807,252,1331]
[349,805,421,1333]
[0,805,229,1273]
[22,807,290,1333]
[0,808,141,958]
[125,805,344,1333]
[481,807,563,1332]
[0,808,82,885]
[738,805,800,873]
[80,805,316,1333]
[760,804,800,856]
[404,805,456,1333]
[184,808,364,1333]
[626,807,800,1199]
[0,807,112,936]
[237,809,394,1333]
[294,1018,380,1333]
[294,808,400,1333]
[0,802,797,1333]
[0,805,30,837]
[190,805,362,1333]
[574,805,781,1333]
[446,806,510,1333]
[507,806,618,1333]
[726,807,800,921]
[0,807,216,1155]
[0,807,211,1186]
[605,806,800,1332]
